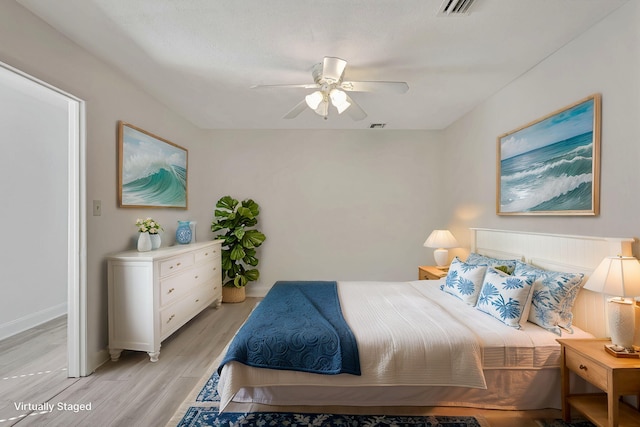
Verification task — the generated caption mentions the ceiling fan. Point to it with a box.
[251,57,409,121]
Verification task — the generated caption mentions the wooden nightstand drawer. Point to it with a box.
[418,266,448,280]
[565,347,608,391]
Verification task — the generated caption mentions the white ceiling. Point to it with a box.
[17,0,628,130]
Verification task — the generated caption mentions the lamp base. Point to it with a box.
[433,249,449,267]
[604,344,640,358]
[607,298,635,350]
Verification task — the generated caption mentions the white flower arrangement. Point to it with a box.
[135,218,163,234]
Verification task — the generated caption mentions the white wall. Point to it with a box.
[442,1,640,251]
[0,65,69,339]
[198,130,445,296]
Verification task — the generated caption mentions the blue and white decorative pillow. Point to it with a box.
[441,257,488,305]
[513,261,584,335]
[476,267,534,329]
[466,253,518,275]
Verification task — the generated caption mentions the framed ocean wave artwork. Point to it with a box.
[497,94,601,216]
[118,121,188,208]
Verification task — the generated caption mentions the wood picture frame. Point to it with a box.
[496,94,601,216]
[117,121,188,208]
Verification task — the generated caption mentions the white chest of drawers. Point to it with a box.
[107,240,223,362]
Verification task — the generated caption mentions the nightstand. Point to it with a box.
[418,265,448,280]
[557,338,640,427]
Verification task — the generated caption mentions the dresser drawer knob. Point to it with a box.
[195,299,200,303]
[168,288,175,294]
[579,364,587,371]
[166,314,175,323]
[194,275,199,279]
[176,262,181,266]
[204,252,209,256]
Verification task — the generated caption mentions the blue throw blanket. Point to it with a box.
[218,281,361,375]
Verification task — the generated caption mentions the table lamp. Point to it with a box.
[423,230,459,267]
[583,255,640,354]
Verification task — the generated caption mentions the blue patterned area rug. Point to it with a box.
[167,357,488,426]
[177,408,485,426]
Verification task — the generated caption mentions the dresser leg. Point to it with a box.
[109,348,123,362]
[148,350,160,362]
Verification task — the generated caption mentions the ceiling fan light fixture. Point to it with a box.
[313,99,329,118]
[305,91,324,109]
[329,89,351,114]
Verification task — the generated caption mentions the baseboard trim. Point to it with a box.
[0,303,67,341]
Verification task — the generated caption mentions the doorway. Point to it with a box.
[0,61,86,377]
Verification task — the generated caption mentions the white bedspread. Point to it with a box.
[218,280,488,410]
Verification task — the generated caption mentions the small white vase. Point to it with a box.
[150,233,161,250]
[137,232,152,252]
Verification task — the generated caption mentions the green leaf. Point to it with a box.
[216,196,238,211]
[241,230,266,248]
[233,275,248,287]
[230,244,246,261]
[233,228,245,240]
[243,218,258,228]
[237,206,254,220]
[221,253,233,271]
[243,254,259,266]
[214,209,232,218]
[242,199,260,217]
[244,269,260,282]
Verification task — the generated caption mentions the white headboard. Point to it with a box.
[470,228,635,338]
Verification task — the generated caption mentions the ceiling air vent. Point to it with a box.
[437,0,476,16]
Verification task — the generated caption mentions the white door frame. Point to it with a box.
[0,61,87,377]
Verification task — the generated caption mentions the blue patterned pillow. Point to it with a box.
[466,253,517,275]
[513,261,584,335]
[441,257,488,305]
[476,268,534,329]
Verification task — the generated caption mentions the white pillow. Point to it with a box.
[476,267,534,329]
[513,261,584,335]
[441,257,487,306]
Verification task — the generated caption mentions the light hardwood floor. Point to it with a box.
[0,298,563,426]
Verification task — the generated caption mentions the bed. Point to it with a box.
[217,229,634,411]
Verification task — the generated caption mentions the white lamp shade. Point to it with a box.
[313,99,329,117]
[329,89,351,114]
[305,91,324,110]
[423,230,459,249]
[583,256,640,297]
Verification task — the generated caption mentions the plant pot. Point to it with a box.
[137,232,152,252]
[150,233,161,250]
[222,286,246,303]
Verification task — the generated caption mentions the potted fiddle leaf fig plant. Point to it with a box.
[211,196,266,303]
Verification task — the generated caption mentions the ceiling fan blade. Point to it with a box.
[322,57,347,83]
[283,99,308,119]
[343,94,367,121]
[251,83,320,89]
[340,80,409,94]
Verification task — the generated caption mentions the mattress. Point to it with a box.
[218,279,593,410]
